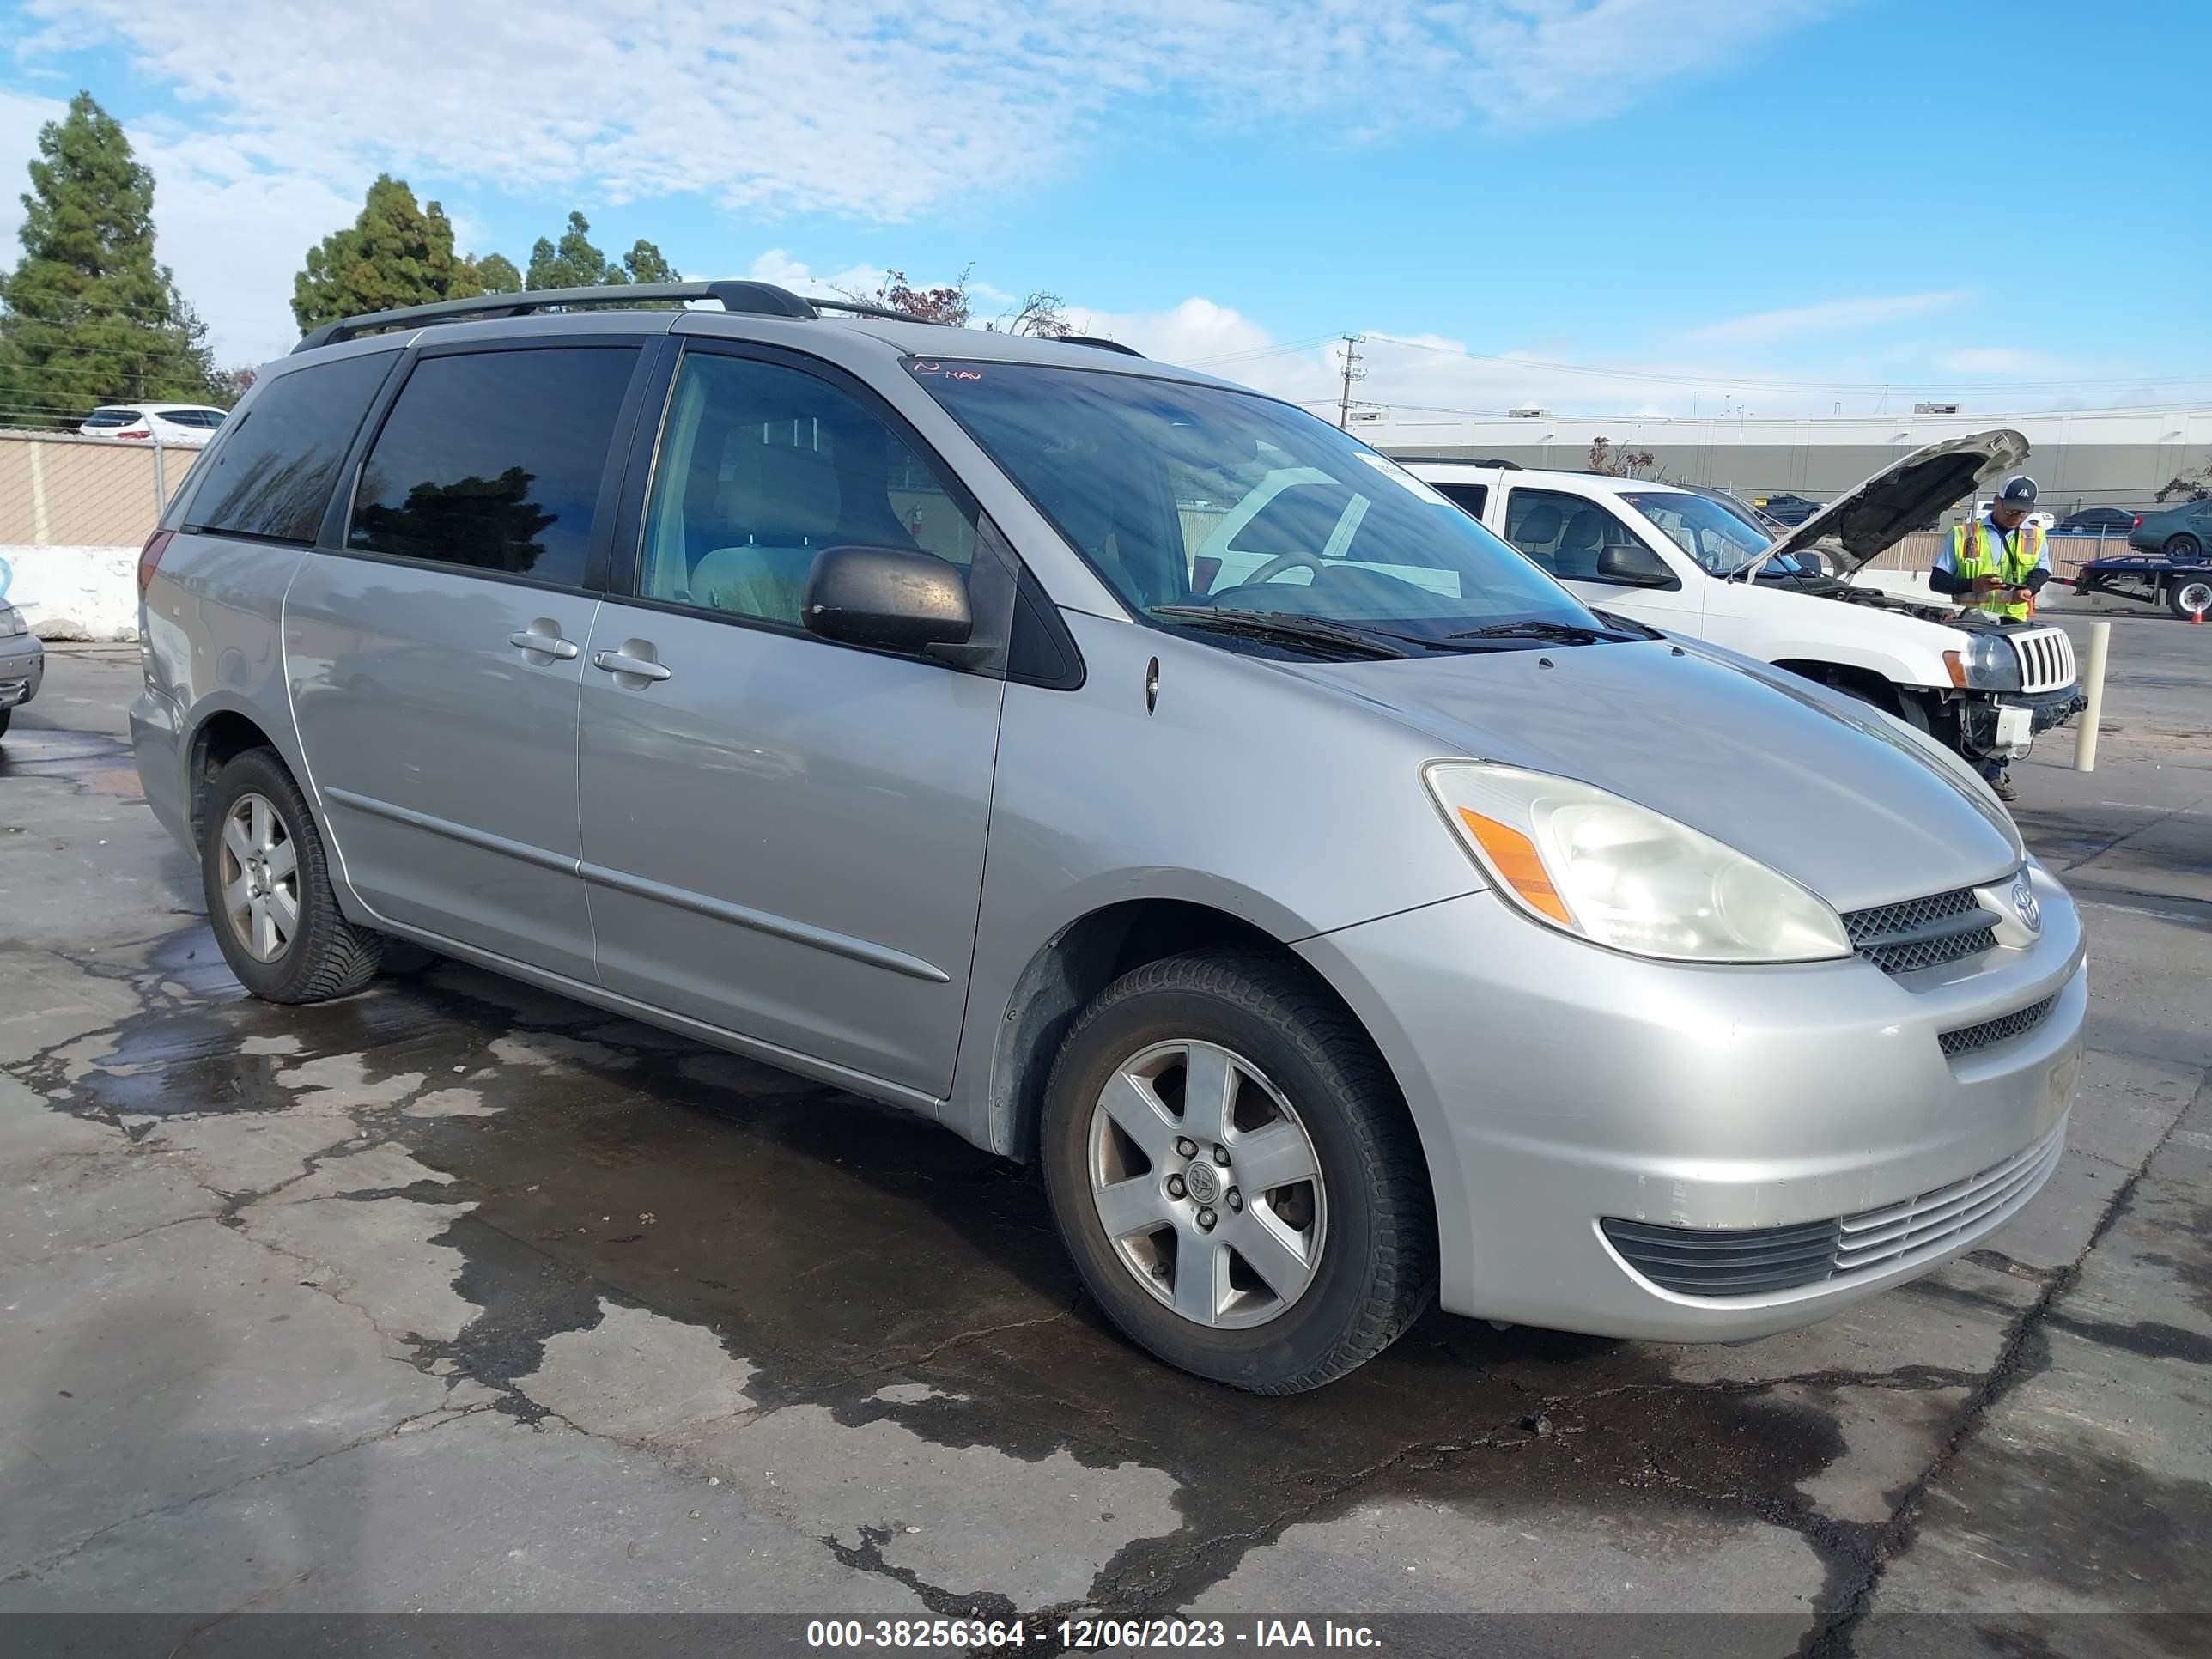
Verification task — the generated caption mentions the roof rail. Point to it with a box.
[1056,334,1145,358]
[295,278,851,354]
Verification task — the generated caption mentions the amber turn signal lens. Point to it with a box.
[1455,806,1572,925]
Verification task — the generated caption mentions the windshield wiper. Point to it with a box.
[1152,605,1412,659]
[1445,618,1614,644]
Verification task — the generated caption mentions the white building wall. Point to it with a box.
[1368,406,2212,515]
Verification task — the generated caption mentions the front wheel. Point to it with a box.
[1040,951,1436,1393]
[0,708,11,738]
[202,748,384,1002]
[2169,574,2211,620]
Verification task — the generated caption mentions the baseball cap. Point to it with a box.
[1995,475,2038,508]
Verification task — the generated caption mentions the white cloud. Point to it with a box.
[20,1,1829,227]
[1682,291,1971,347]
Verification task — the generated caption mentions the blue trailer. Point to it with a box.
[2069,552,2212,620]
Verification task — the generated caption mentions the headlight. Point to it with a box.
[1943,633,2020,691]
[0,605,22,638]
[1424,762,1852,963]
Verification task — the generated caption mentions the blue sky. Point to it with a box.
[2,0,2204,419]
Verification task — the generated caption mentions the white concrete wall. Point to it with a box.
[1,545,141,641]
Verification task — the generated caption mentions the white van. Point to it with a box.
[1400,434,2085,772]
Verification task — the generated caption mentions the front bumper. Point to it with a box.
[0,632,44,710]
[1961,684,2087,759]
[1298,862,2086,1342]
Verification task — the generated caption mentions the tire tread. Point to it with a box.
[204,748,382,1003]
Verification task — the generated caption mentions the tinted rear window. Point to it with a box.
[189,353,398,543]
[347,347,638,586]
[83,409,141,427]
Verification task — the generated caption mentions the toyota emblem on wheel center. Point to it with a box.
[2013,871,2042,933]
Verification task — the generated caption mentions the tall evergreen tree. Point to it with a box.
[526,211,616,289]
[524,213,678,289]
[293,174,490,331]
[0,92,213,427]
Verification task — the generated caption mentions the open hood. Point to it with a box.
[1738,428,2029,580]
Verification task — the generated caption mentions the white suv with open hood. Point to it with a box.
[1401,432,2085,775]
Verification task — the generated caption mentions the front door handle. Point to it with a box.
[592,647,672,684]
[508,627,580,660]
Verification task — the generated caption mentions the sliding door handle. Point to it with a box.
[592,647,672,683]
[508,628,580,660]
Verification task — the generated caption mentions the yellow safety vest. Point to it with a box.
[1951,520,2045,622]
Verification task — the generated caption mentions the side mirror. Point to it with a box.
[1596,541,1675,586]
[803,545,974,655]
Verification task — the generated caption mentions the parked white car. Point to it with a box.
[1401,432,2085,775]
[78,404,229,447]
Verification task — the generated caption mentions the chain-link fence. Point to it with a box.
[0,427,198,638]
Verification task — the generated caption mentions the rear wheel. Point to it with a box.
[2170,575,2211,620]
[202,748,383,1002]
[2164,533,2202,562]
[1040,951,1435,1394]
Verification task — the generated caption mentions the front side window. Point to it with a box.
[1623,490,1772,576]
[637,353,977,629]
[1504,488,1656,581]
[349,347,638,586]
[189,351,398,544]
[908,362,1605,651]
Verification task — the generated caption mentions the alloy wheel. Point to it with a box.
[1086,1038,1328,1329]
[218,791,299,962]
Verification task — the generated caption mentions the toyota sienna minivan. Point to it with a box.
[131,280,2085,1393]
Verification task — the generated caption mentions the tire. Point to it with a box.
[2168,574,2212,621]
[2164,533,2202,562]
[201,747,383,1003]
[1039,950,1435,1394]
[0,708,10,738]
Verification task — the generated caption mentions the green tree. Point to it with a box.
[527,211,615,289]
[524,213,678,290]
[0,91,213,427]
[470,252,523,295]
[292,174,490,332]
[621,239,678,285]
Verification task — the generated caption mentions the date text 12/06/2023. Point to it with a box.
[805,1618,1384,1650]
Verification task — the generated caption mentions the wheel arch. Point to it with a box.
[984,898,1415,1175]
[185,705,289,854]
[1771,657,1908,716]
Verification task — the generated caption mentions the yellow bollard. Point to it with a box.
[2072,619,2111,772]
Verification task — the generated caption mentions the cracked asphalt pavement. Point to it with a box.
[2,602,2207,1656]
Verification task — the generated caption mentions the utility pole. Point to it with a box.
[1335,334,1365,429]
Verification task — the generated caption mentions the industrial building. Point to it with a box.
[1368,404,2212,520]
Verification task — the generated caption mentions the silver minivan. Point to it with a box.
[131,281,2085,1392]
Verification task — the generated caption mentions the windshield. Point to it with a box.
[1622,490,1780,576]
[908,361,1612,650]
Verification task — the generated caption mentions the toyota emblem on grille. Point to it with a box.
[2012,872,2041,933]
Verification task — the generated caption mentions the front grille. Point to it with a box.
[2008,628,2075,694]
[1843,885,1997,975]
[1601,1123,2065,1299]
[1938,994,2057,1059]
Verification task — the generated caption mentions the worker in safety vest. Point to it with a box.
[1929,474,2052,801]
